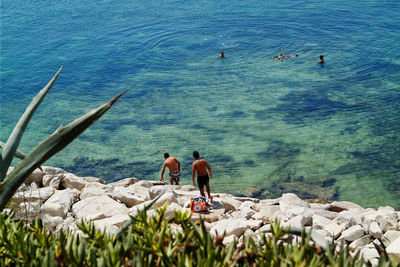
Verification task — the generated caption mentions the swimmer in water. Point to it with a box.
[318,55,324,64]
[220,50,224,58]
[277,53,283,60]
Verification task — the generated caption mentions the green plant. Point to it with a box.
[0,68,126,211]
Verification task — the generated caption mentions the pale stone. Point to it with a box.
[109,177,138,187]
[24,169,45,185]
[154,192,178,207]
[239,207,256,220]
[341,225,365,242]
[334,210,360,229]
[256,224,271,234]
[80,183,113,199]
[312,214,333,230]
[218,197,242,212]
[239,201,256,211]
[234,197,260,203]
[368,222,383,239]
[285,207,308,219]
[55,217,76,233]
[18,201,41,219]
[279,193,310,212]
[13,187,55,203]
[81,176,106,184]
[41,166,66,176]
[386,237,400,262]
[349,235,371,252]
[134,180,153,188]
[251,205,280,223]
[87,212,107,221]
[210,218,263,237]
[164,203,183,219]
[72,195,129,219]
[328,201,363,212]
[41,188,80,217]
[376,210,398,232]
[324,222,346,238]
[169,224,184,236]
[148,180,167,186]
[286,214,313,229]
[372,239,385,253]
[259,198,280,207]
[61,173,88,191]
[179,185,197,191]
[91,220,118,234]
[381,230,400,247]
[310,203,330,210]
[149,185,175,199]
[40,214,64,231]
[127,184,151,200]
[42,174,62,189]
[93,214,130,227]
[312,209,338,220]
[111,186,146,207]
[360,243,379,264]
[223,235,237,245]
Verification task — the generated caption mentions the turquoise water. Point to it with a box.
[1,1,399,208]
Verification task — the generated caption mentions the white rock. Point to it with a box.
[368,222,383,239]
[279,193,310,212]
[134,180,153,188]
[360,243,379,264]
[42,174,63,189]
[179,185,197,191]
[72,195,129,219]
[341,225,365,242]
[256,224,271,234]
[324,222,346,238]
[81,176,106,184]
[41,166,66,176]
[149,185,175,199]
[251,205,280,223]
[328,201,363,212]
[91,220,118,234]
[312,209,338,220]
[41,188,80,217]
[218,197,242,212]
[372,239,385,253]
[376,210,398,232]
[223,235,237,245]
[310,203,330,210]
[80,183,113,199]
[87,212,107,221]
[164,203,183,219]
[17,201,41,219]
[386,237,400,262]
[109,177,138,187]
[61,173,88,191]
[93,214,130,227]
[24,169,45,185]
[127,184,151,200]
[239,201,256,211]
[154,192,178,207]
[40,214,64,231]
[210,218,263,237]
[312,214,333,230]
[13,187,55,203]
[286,214,313,229]
[55,217,76,233]
[198,209,225,223]
[334,210,362,228]
[381,230,400,247]
[111,186,146,207]
[240,207,256,220]
[349,235,371,252]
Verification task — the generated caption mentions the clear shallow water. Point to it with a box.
[1,1,399,208]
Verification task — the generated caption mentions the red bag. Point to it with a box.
[190,196,209,212]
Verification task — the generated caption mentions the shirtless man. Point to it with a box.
[160,153,181,185]
[192,151,213,199]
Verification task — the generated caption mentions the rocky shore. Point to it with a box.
[5,166,400,265]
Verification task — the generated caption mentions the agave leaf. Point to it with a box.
[0,89,127,211]
[0,67,62,182]
[0,141,26,160]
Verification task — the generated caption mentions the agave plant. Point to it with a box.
[0,67,127,211]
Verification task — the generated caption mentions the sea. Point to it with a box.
[1,0,399,208]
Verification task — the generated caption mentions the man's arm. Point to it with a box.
[160,163,166,181]
[192,163,196,185]
[176,158,181,171]
[206,161,212,178]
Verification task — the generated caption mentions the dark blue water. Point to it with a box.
[1,0,400,208]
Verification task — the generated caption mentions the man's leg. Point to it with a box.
[199,187,205,197]
[205,184,212,199]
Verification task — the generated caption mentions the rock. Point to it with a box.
[109,177,138,187]
[55,217,76,233]
[80,183,113,199]
[127,184,151,200]
[360,243,379,265]
[40,214,64,231]
[41,166,66,176]
[91,220,119,234]
[197,209,225,223]
[218,197,242,212]
[341,225,365,242]
[386,237,400,262]
[312,214,333,230]
[111,186,146,207]
[239,207,256,220]
[81,176,106,184]
[310,203,330,210]
[164,203,183,219]
[223,235,237,245]
[149,185,175,199]
[324,222,346,238]
[72,195,129,219]
[179,185,197,191]
[256,224,271,234]
[334,210,361,229]
[93,214,130,227]
[42,174,63,189]
[24,169,45,185]
[286,214,313,229]
[239,201,256,210]
[372,239,385,253]
[17,201,41,220]
[210,219,262,237]
[312,209,338,220]
[368,222,383,239]
[376,209,398,232]
[328,201,363,212]
[134,180,153,188]
[61,173,88,191]
[349,235,371,252]
[87,212,107,221]
[41,189,80,217]
[154,192,178,207]
[279,193,310,212]
[243,229,257,242]
[13,187,55,204]
[381,230,400,247]
[251,205,280,223]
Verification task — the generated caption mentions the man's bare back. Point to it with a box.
[164,157,180,172]
[192,159,211,177]
[192,151,213,199]
[160,153,180,184]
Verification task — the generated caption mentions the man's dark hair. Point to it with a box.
[164,152,169,159]
[193,151,200,159]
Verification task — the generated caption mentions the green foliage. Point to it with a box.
[0,68,127,211]
[0,206,398,266]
